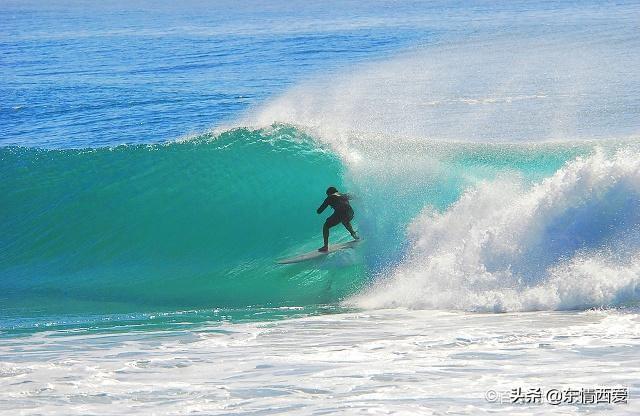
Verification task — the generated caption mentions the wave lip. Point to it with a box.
[350,147,640,312]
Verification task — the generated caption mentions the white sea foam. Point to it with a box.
[350,148,640,312]
[1,309,638,415]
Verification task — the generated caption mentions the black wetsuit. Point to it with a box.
[317,193,354,227]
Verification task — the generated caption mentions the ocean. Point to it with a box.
[1,0,640,414]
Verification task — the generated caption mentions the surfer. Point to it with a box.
[317,186,359,252]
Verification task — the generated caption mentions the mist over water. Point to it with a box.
[246,1,640,143]
[249,33,640,143]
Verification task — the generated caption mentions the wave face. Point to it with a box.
[0,126,365,319]
[2,123,640,322]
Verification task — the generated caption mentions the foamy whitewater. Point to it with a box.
[2,309,639,415]
[2,0,640,414]
[352,148,640,312]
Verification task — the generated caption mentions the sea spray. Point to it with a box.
[349,147,640,312]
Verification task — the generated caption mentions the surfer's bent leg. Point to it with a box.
[343,221,359,240]
[319,213,341,252]
[342,209,358,240]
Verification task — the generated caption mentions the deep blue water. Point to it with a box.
[2,0,442,147]
[5,0,638,148]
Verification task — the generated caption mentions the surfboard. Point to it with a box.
[277,239,361,264]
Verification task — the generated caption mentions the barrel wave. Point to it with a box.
[0,125,365,322]
[2,123,640,330]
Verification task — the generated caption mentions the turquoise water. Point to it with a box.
[1,126,356,325]
[2,0,640,336]
[4,123,621,332]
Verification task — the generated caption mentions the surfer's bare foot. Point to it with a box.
[318,246,328,252]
